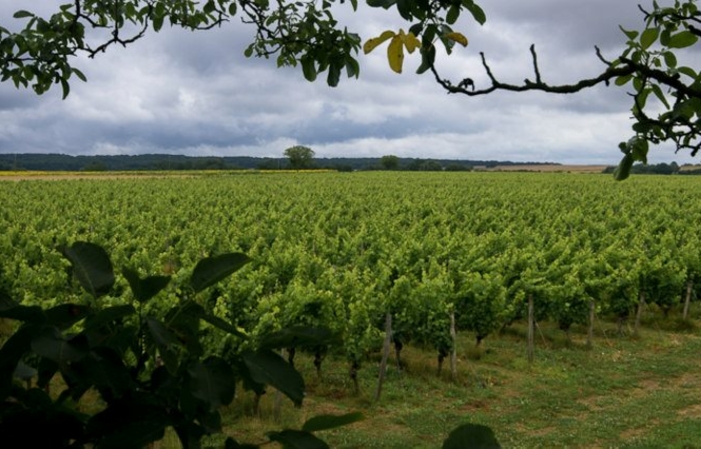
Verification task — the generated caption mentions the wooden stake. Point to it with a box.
[374,312,392,402]
[273,349,285,422]
[587,300,595,349]
[683,280,693,321]
[450,311,458,382]
[527,295,535,365]
[634,291,646,336]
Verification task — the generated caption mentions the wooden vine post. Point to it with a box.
[375,312,393,402]
[634,292,646,337]
[587,300,595,349]
[450,311,457,381]
[527,294,535,365]
[683,280,693,321]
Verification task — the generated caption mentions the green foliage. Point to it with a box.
[380,154,401,170]
[0,241,358,448]
[612,0,701,178]
[0,0,490,94]
[284,145,316,169]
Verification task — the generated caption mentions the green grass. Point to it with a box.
[214,310,701,448]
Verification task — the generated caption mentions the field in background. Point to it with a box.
[483,164,609,173]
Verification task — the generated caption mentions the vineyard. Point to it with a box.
[2,171,701,446]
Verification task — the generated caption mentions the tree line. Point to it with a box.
[0,152,559,172]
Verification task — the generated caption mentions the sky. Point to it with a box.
[0,0,697,165]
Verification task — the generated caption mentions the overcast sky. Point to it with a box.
[0,0,696,165]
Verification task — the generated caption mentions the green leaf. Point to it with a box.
[197,311,246,338]
[327,62,341,87]
[662,51,677,69]
[0,293,44,323]
[614,153,634,181]
[302,412,364,432]
[188,356,236,409]
[62,242,115,299]
[84,305,135,331]
[45,304,91,330]
[442,423,501,449]
[153,15,164,32]
[31,327,89,364]
[60,78,70,100]
[146,317,180,372]
[446,5,460,25]
[629,137,649,163]
[86,399,170,448]
[619,26,639,40]
[190,253,250,293]
[463,1,487,25]
[366,0,396,7]
[639,28,659,49]
[122,268,171,303]
[72,68,87,82]
[0,325,34,398]
[416,45,436,74]
[677,66,697,79]
[345,57,360,79]
[267,430,329,449]
[242,349,305,406]
[667,30,698,48]
[13,10,35,19]
[650,83,670,109]
[301,56,317,82]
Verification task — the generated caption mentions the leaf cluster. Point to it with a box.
[0,241,360,448]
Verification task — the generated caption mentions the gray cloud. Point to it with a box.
[0,0,696,165]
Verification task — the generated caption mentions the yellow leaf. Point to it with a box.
[387,35,404,73]
[445,32,469,47]
[401,30,421,54]
[363,30,396,54]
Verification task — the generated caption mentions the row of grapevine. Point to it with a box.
[1,172,700,383]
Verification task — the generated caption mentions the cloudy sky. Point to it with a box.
[0,0,696,164]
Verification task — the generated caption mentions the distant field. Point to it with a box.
[480,164,610,173]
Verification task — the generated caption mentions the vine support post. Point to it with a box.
[273,349,285,422]
[683,280,693,321]
[634,292,646,337]
[374,312,393,402]
[587,300,595,349]
[527,295,535,365]
[450,311,457,382]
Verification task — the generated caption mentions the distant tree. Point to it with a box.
[334,164,354,172]
[284,146,315,169]
[380,155,400,170]
[81,162,108,171]
[445,163,472,171]
[407,159,443,171]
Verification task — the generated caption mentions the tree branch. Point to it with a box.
[430,45,636,96]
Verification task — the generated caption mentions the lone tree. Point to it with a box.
[1,0,699,176]
[380,155,401,170]
[284,145,315,169]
